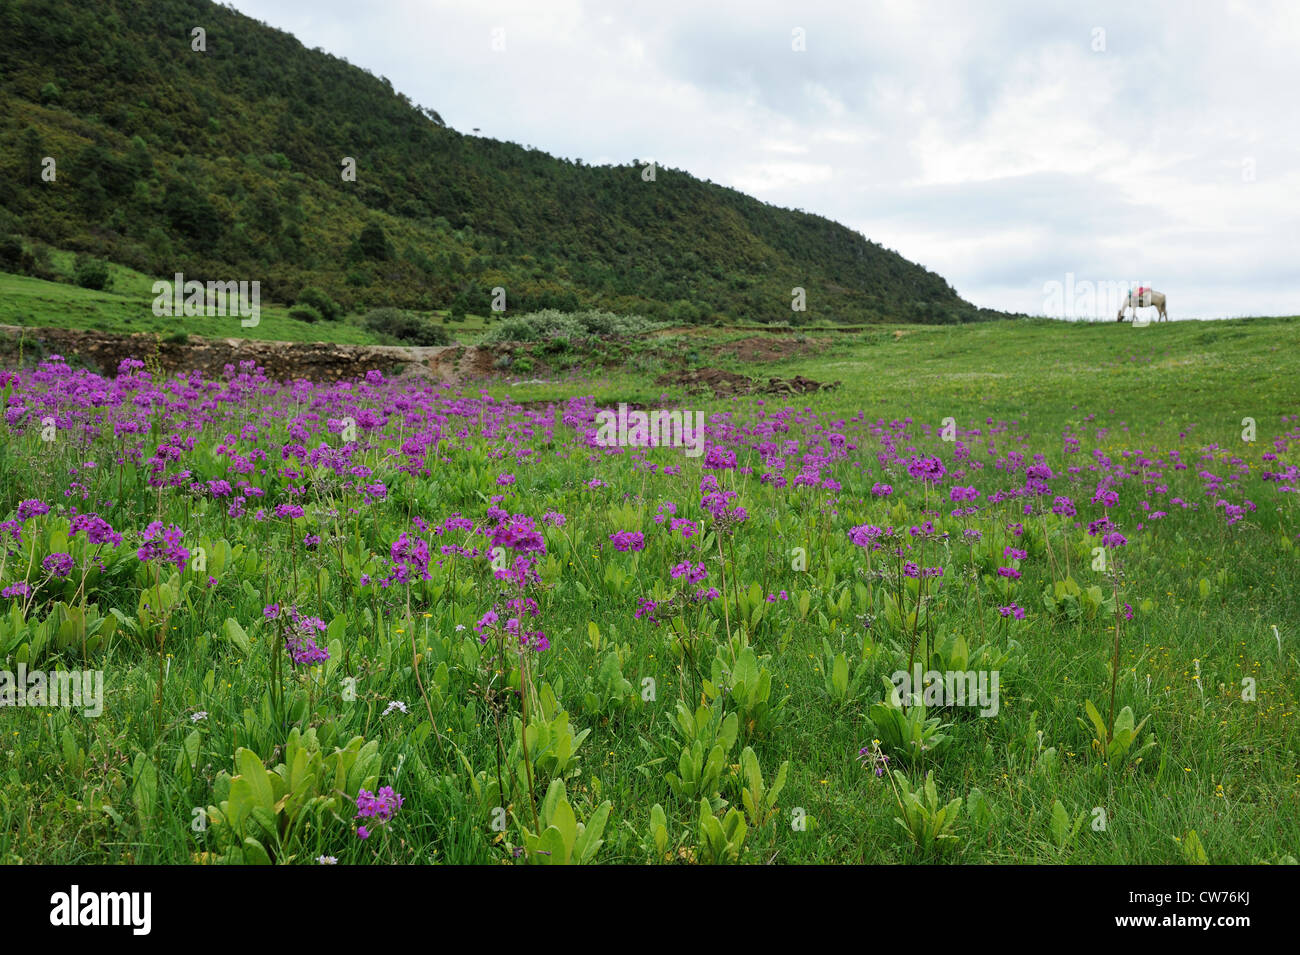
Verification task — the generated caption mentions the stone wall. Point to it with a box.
[0,325,503,384]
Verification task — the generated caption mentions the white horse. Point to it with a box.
[1117,287,1168,323]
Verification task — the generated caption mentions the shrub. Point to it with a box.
[73,255,112,291]
[296,286,340,322]
[480,308,663,344]
[357,223,391,260]
[289,305,321,324]
[28,243,54,280]
[362,307,450,346]
[449,293,468,321]
[0,235,26,273]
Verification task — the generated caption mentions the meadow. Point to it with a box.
[0,314,1297,864]
[0,265,495,346]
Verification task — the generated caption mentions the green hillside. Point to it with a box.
[0,0,981,326]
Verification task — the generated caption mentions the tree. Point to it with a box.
[127,136,154,180]
[20,127,44,187]
[0,235,27,272]
[450,292,468,321]
[357,223,391,260]
[162,179,221,250]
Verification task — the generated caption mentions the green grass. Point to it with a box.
[0,268,497,345]
[0,314,1297,865]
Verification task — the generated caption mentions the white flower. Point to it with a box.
[191,711,208,722]
[382,700,409,717]
[316,855,338,865]
[455,624,466,632]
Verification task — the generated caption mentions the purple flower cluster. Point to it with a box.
[16,499,50,521]
[490,516,546,554]
[907,456,947,484]
[70,512,123,547]
[42,552,75,578]
[848,523,888,549]
[670,561,708,583]
[475,596,548,652]
[383,531,431,586]
[355,786,404,840]
[902,562,944,579]
[610,530,645,552]
[700,476,747,531]
[137,521,190,571]
[1051,496,1076,517]
[283,610,330,666]
[1092,487,1120,508]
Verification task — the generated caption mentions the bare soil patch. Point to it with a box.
[706,335,823,363]
[654,367,840,398]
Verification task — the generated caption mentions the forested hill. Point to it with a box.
[0,0,981,324]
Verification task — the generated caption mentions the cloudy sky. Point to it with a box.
[231,0,1299,318]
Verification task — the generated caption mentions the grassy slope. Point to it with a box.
[0,267,495,344]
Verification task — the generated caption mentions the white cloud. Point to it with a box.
[230,0,1299,317]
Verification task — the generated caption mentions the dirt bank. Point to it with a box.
[0,325,506,384]
[654,367,840,398]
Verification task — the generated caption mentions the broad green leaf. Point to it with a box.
[235,748,275,810]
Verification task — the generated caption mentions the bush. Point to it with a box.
[357,223,391,260]
[296,286,340,321]
[362,307,450,346]
[73,255,112,290]
[289,305,321,324]
[0,235,26,273]
[449,293,468,321]
[27,243,55,280]
[480,308,663,345]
